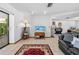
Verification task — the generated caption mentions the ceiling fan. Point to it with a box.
[47,3,53,7]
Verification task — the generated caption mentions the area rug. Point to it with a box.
[15,44,53,55]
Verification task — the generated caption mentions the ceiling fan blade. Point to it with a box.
[47,3,53,7]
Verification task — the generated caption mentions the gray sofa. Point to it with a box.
[58,34,79,55]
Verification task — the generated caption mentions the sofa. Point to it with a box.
[58,34,79,55]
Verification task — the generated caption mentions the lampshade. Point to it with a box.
[18,22,25,27]
[26,23,30,27]
[19,22,30,27]
[24,19,28,24]
[18,19,31,27]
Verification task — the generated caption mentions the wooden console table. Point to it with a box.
[22,27,29,39]
[34,32,45,38]
[22,33,29,39]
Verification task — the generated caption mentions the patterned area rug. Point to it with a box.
[15,44,53,55]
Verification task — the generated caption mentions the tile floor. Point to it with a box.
[0,35,64,55]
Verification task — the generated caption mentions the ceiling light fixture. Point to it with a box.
[47,3,53,7]
[44,11,47,15]
[31,11,34,15]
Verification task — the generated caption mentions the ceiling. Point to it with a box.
[9,3,79,16]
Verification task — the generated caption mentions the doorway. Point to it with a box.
[0,10,9,48]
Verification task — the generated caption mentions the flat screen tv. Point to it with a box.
[35,26,46,31]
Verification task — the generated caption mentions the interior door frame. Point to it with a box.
[0,10,9,48]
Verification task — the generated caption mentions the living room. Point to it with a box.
[0,3,79,55]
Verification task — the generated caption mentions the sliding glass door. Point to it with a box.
[0,10,9,48]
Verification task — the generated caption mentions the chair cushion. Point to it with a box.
[64,41,73,48]
[71,37,79,49]
[63,33,73,43]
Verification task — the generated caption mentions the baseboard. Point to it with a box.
[9,39,22,44]
[29,37,51,38]
[10,37,51,44]
[14,39,22,44]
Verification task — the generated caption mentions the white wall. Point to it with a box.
[53,20,76,33]
[9,14,15,43]
[30,15,79,37]
[0,3,25,43]
[30,15,51,37]
[52,17,79,33]
[72,17,79,28]
[75,21,79,28]
[14,12,24,42]
[0,3,79,41]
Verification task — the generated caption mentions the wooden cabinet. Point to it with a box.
[22,32,29,39]
[23,35,29,39]
[35,32,45,38]
[22,27,29,39]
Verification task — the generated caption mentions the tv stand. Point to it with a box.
[34,32,45,38]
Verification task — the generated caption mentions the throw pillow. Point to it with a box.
[71,37,79,48]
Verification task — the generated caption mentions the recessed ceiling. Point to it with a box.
[9,3,79,15]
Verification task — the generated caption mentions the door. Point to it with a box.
[0,10,9,48]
